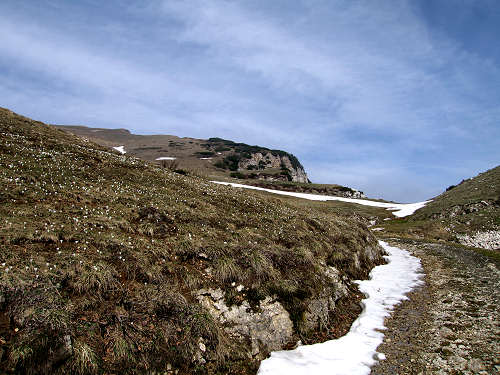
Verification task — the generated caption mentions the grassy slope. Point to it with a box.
[213,178,367,198]
[379,166,500,245]
[411,165,500,227]
[0,108,381,374]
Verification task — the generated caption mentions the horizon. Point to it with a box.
[50,120,494,203]
[1,1,499,202]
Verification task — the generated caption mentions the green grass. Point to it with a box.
[409,166,500,236]
[236,179,500,256]
[0,107,382,374]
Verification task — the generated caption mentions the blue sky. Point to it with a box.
[1,0,499,202]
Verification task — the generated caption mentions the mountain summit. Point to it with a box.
[56,125,309,183]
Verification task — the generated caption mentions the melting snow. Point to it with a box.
[155,157,177,160]
[113,146,126,154]
[212,182,430,217]
[258,241,424,375]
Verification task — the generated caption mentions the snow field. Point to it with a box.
[155,157,177,160]
[212,181,430,217]
[258,241,424,375]
[112,145,126,154]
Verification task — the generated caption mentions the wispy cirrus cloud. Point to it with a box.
[0,0,498,201]
[161,0,499,136]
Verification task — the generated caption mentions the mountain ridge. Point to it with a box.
[56,124,310,184]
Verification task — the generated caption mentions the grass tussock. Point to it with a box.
[70,263,119,297]
[0,107,382,374]
[71,341,99,375]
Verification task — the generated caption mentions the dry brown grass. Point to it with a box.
[0,107,381,374]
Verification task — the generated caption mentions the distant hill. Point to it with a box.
[0,107,383,374]
[412,165,500,222]
[410,166,500,249]
[379,166,500,250]
[56,125,309,183]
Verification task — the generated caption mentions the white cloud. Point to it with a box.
[0,0,498,201]
[162,0,500,137]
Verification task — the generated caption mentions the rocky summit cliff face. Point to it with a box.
[237,151,308,183]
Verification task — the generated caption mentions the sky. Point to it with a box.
[1,0,499,202]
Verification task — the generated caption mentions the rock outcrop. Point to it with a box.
[301,264,347,333]
[456,230,500,250]
[192,241,384,361]
[195,288,294,359]
[238,152,308,183]
[430,199,499,220]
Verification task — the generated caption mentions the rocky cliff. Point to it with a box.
[237,151,308,183]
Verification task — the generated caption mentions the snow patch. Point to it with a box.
[200,157,213,160]
[258,241,424,375]
[155,157,177,160]
[212,181,430,217]
[113,146,126,154]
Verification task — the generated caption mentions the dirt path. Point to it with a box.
[371,239,499,375]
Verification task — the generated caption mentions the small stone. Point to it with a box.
[468,358,485,372]
[439,327,454,339]
[441,346,454,356]
[450,355,467,370]
[199,342,206,352]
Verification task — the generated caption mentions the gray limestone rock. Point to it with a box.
[195,288,294,359]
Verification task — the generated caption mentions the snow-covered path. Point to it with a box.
[258,241,424,375]
[212,181,429,217]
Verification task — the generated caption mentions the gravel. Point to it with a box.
[371,239,499,375]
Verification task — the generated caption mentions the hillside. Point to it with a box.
[411,165,499,223]
[56,125,309,183]
[219,180,366,199]
[411,166,500,248]
[0,108,384,374]
[379,166,500,250]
